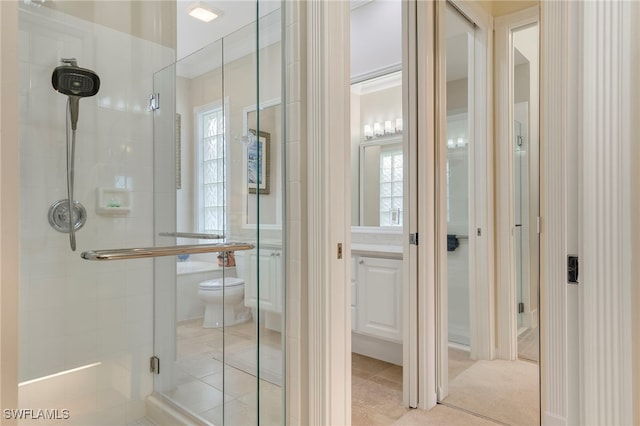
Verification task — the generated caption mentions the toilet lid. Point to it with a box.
[199,277,244,290]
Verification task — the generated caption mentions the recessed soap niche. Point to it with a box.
[96,187,131,215]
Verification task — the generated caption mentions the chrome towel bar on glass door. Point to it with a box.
[81,242,254,261]
[158,232,225,240]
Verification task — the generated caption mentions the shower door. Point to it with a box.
[151,6,285,425]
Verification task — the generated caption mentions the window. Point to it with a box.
[196,103,227,235]
[379,148,403,226]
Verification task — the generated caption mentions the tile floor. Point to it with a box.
[166,322,537,426]
[353,348,539,426]
[162,319,284,425]
[352,353,409,425]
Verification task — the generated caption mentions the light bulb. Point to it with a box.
[384,120,395,135]
[363,124,373,139]
[395,118,403,132]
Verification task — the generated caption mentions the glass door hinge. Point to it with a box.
[148,93,160,111]
[150,356,160,374]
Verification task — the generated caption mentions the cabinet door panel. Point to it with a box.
[356,257,402,342]
[245,250,280,313]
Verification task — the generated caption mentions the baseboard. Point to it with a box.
[522,309,539,329]
[352,332,403,365]
[146,393,203,426]
[448,323,470,347]
[265,312,282,332]
[544,411,567,426]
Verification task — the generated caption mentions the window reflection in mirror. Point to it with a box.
[350,71,403,227]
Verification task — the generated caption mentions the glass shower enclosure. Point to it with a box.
[17,1,284,424]
[152,8,285,424]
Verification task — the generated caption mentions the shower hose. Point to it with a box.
[66,97,77,251]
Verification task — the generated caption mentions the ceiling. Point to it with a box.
[175,0,480,83]
[177,0,281,60]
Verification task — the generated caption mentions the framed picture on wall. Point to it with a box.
[247,129,270,194]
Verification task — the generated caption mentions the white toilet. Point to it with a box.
[198,276,251,328]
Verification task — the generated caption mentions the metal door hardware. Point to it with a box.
[150,356,160,374]
[568,255,579,284]
[148,93,160,111]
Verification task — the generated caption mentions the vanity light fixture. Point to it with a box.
[187,2,222,23]
[363,117,404,140]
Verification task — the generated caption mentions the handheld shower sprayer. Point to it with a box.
[52,58,100,130]
[49,58,100,251]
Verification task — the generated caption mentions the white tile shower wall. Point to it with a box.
[18,4,173,423]
[285,2,306,424]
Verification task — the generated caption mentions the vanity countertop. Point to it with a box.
[351,243,403,259]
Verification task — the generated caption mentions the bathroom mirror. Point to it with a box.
[358,138,403,226]
[350,71,403,228]
[512,23,539,364]
[242,99,282,229]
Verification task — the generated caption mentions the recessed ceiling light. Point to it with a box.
[187,2,222,23]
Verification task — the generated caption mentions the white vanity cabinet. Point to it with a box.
[352,255,403,343]
[243,248,282,313]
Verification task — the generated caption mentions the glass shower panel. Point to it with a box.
[153,36,241,424]
[151,5,284,425]
[17,1,174,424]
[222,7,284,423]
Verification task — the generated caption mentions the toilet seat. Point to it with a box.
[199,277,244,291]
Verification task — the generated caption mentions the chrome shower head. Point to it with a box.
[52,59,100,130]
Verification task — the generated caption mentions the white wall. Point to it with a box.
[284,2,307,422]
[17,4,173,423]
[350,0,402,81]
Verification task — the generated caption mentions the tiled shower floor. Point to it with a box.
[166,319,283,425]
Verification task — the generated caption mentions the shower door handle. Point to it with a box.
[81,242,254,261]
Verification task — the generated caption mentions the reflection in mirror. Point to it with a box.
[439,3,540,425]
[442,2,474,398]
[513,25,539,364]
[243,100,282,227]
[351,71,403,227]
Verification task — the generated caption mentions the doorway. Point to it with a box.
[349,1,412,424]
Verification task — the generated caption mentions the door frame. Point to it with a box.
[306,0,491,420]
